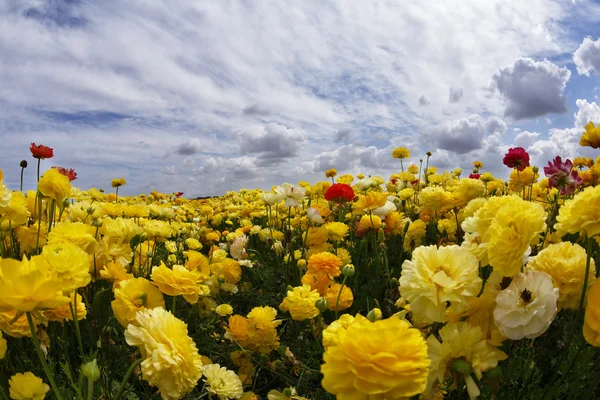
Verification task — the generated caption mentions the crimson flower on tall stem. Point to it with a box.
[543,156,582,195]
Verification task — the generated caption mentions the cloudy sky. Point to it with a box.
[3,0,600,196]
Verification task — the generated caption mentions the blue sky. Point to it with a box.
[3,0,600,196]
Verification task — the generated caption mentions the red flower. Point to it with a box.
[543,156,582,195]
[52,166,77,181]
[503,147,530,171]
[175,192,184,197]
[469,173,481,179]
[30,143,54,160]
[324,183,355,203]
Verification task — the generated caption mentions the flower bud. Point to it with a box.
[217,275,226,284]
[390,277,399,287]
[366,308,382,322]
[286,285,294,292]
[82,359,101,382]
[282,388,294,397]
[297,259,307,270]
[342,264,355,277]
[377,228,385,242]
[62,198,71,209]
[86,206,95,215]
[315,297,329,312]
[451,358,472,376]
[532,166,539,174]
[20,160,28,168]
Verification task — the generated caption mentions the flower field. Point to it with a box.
[1,129,600,400]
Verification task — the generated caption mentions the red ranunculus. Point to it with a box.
[30,143,54,160]
[53,166,77,181]
[324,183,355,203]
[469,173,481,179]
[175,192,184,197]
[503,147,530,171]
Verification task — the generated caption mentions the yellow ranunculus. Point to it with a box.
[9,372,50,400]
[111,278,165,327]
[38,168,72,203]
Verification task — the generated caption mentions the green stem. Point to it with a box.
[47,200,56,234]
[20,167,25,192]
[70,291,85,360]
[86,378,93,400]
[172,296,177,316]
[577,238,594,314]
[334,275,349,320]
[37,158,41,182]
[26,312,63,400]
[115,186,119,202]
[113,358,143,400]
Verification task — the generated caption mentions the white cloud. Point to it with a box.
[448,87,463,103]
[489,57,571,120]
[573,37,600,76]
[162,165,176,175]
[423,115,506,154]
[176,138,203,155]
[514,131,541,148]
[239,123,305,166]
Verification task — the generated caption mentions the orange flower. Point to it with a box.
[30,143,54,159]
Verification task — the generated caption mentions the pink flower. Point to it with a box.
[52,166,77,181]
[543,156,582,195]
[503,147,530,171]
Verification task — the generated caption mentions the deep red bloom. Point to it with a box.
[543,156,582,195]
[469,173,481,179]
[30,143,54,160]
[175,192,184,197]
[324,183,355,203]
[503,147,530,171]
[410,179,420,186]
[52,166,77,181]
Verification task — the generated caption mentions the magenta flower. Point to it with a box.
[543,156,582,195]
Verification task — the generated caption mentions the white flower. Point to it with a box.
[230,235,248,260]
[373,200,397,217]
[272,240,284,255]
[306,207,324,224]
[493,270,559,340]
[239,259,253,268]
[202,364,243,399]
[274,183,305,207]
[355,178,373,191]
[261,192,284,206]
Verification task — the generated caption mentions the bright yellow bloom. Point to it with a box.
[508,166,538,192]
[0,255,69,312]
[143,220,173,240]
[398,171,416,182]
[324,283,353,311]
[125,307,203,400]
[487,198,546,276]
[42,292,87,322]
[99,261,133,286]
[323,222,349,242]
[556,185,600,238]
[321,314,430,399]
[279,285,320,321]
[38,168,71,203]
[357,214,382,231]
[9,372,50,400]
[43,243,91,292]
[580,121,600,148]
[403,219,427,251]
[0,311,40,338]
[305,226,329,247]
[111,178,127,188]
[527,242,596,309]
[215,304,234,317]
[427,322,507,399]
[0,331,6,359]
[419,186,449,211]
[392,147,411,159]
[1,191,30,226]
[47,221,98,255]
[400,245,482,323]
[15,223,48,254]
[584,279,600,347]
[450,178,485,208]
[202,364,244,400]
[325,168,338,178]
[473,161,484,169]
[307,252,342,278]
[211,258,242,285]
[151,263,208,304]
[111,278,165,327]
[246,306,282,354]
[353,192,387,214]
[225,315,250,347]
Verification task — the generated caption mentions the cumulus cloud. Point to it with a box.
[423,115,489,154]
[419,95,430,106]
[489,57,570,120]
[448,88,463,103]
[176,138,203,155]
[514,131,541,148]
[334,128,353,143]
[484,116,508,136]
[573,37,600,76]
[239,123,304,166]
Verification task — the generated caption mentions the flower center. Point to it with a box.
[520,289,532,304]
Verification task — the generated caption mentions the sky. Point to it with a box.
[3,0,600,197]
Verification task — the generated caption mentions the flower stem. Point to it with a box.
[26,312,63,400]
[113,358,143,400]
[334,275,348,320]
[86,377,94,400]
[577,238,594,314]
[172,296,177,316]
[20,167,25,192]
[70,291,85,360]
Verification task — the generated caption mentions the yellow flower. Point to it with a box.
[427,322,507,399]
[403,219,427,251]
[47,221,97,255]
[215,304,234,317]
[400,245,482,323]
[556,185,600,238]
[9,372,50,400]
[357,214,382,231]
[185,238,203,250]
[335,247,352,266]
[305,226,328,247]
[321,314,430,399]
[38,168,71,203]
[125,307,203,400]
[324,283,353,311]
[449,178,485,208]
[473,161,484,169]
[392,147,411,159]
[202,364,244,400]
[211,259,242,285]
[111,178,127,188]
[0,311,40,338]
[527,242,596,309]
[151,263,208,304]
[42,292,87,322]
[385,211,408,235]
[111,278,165,327]
[508,166,538,192]
[325,168,338,178]
[246,306,282,354]
[1,191,30,226]
[323,222,348,242]
[15,223,48,254]
[353,192,387,214]
[225,315,250,347]
[279,285,320,321]
[398,171,416,182]
[408,164,419,174]
[336,174,354,185]
[0,255,69,312]
[307,252,342,278]
[580,121,600,148]
[143,220,173,240]
[584,279,600,347]
[0,331,6,359]
[487,198,546,276]
[43,243,91,292]
[99,261,133,286]
[419,186,449,211]
[398,188,415,201]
